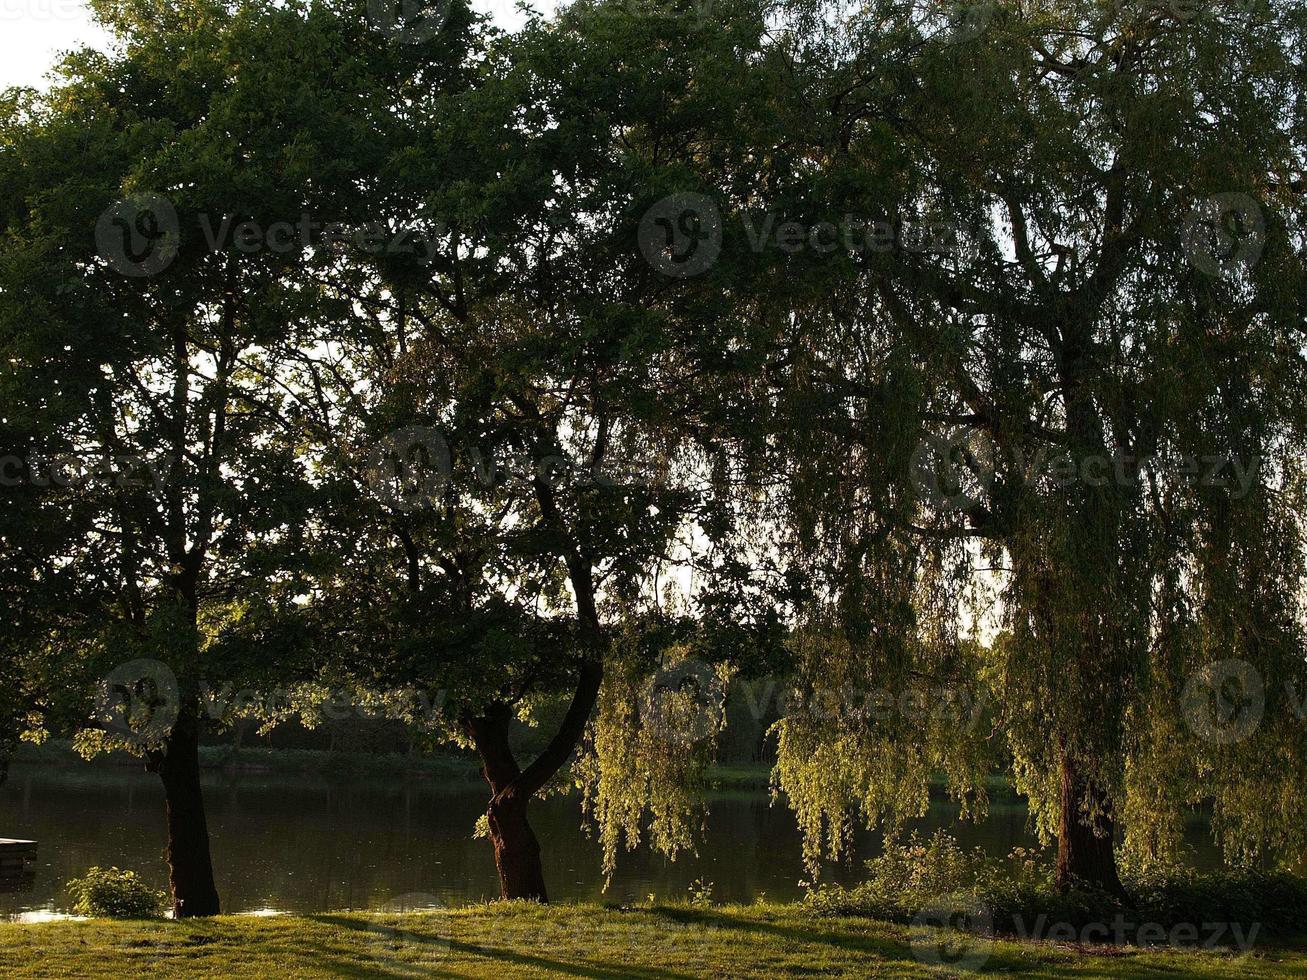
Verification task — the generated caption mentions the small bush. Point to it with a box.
[688,878,715,908]
[65,867,167,918]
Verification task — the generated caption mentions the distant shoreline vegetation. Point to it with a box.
[7,742,1023,798]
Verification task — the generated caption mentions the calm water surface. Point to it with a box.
[0,763,1217,915]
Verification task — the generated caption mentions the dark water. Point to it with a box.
[0,763,1215,916]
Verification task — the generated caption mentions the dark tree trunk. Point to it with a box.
[464,481,607,902]
[1055,752,1126,899]
[464,656,602,903]
[465,704,549,902]
[487,792,548,902]
[155,705,220,918]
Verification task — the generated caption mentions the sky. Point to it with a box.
[0,0,549,90]
[0,0,111,90]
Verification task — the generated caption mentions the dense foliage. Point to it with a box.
[64,867,168,919]
[0,0,1303,916]
[805,831,1307,942]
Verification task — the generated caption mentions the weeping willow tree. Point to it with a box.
[760,0,1307,893]
[519,0,1016,878]
[610,0,1014,877]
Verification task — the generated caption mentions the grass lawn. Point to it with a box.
[1,902,1304,978]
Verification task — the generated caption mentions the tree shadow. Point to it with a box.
[644,906,1040,974]
[309,913,696,980]
[647,906,912,958]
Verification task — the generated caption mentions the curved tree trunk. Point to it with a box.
[1054,752,1126,899]
[459,473,608,901]
[155,704,221,918]
[466,706,550,901]
[465,657,603,903]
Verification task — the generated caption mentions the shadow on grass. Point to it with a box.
[310,913,695,980]
[287,908,1282,979]
[650,906,913,955]
[671,907,1306,977]
[645,905,1070,975]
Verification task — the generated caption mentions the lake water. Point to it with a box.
[0,763,1218,915]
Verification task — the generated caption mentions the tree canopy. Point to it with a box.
[1,0,1304,912]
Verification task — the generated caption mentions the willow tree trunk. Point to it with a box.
[1054,753,1126,899]
[155,705,221,917]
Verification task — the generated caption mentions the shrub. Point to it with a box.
[804,831,1307,945]
[65,867,167,918]
[688,878,715,908]
[1128,863,1307,935]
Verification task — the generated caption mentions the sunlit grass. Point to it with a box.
[0,901,1302,978]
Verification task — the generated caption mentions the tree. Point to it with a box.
[274,0,787,900]
[756,0,1307,893]
[0,0,446,915]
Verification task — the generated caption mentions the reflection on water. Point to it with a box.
[8,910,86,924]
[0,763,1214,915]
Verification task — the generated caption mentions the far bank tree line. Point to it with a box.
[1,0,1305,917]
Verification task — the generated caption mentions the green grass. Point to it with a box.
[1,902,1303,978]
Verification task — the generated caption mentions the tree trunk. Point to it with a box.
[487,792,548,902]
[464,655,602,904]
[155,705,220,918]
[1054,752,1126,899]
[465,705,549,902]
